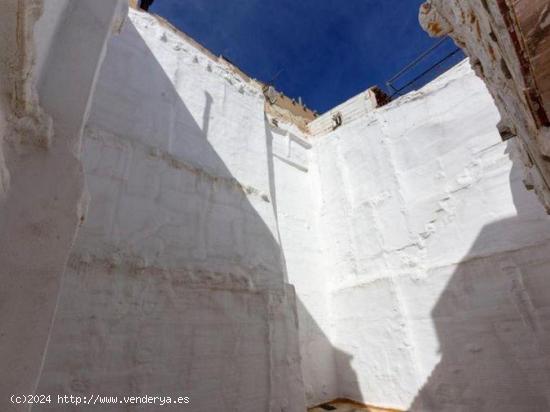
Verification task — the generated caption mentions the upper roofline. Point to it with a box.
[128,1,320,126]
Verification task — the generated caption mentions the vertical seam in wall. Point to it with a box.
[309,141,340,396]
[376,109,427,396]
[333,131,359,285]
[31,0,129,402]
[264,114,289,283]
[360,117,392,276]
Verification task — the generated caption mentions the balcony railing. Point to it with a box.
[386,37,464,98]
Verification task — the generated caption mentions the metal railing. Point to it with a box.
[386,37,464,98]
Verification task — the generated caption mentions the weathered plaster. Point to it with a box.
[0,1,127,410]
[3,2,550,412]
[420,0,550,211]
[35,10,307,411]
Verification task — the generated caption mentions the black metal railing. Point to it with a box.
[386,37,464,98]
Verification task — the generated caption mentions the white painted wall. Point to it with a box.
[266,118,339,405]
[33,0,71,84]
[0,2,127,410]
[36,10,307,412]
[23,6,550,411]
[313,61,550,411]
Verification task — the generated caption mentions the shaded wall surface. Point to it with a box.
[36,10,307,412]
[420,0,550,212]
[313,61,550,411]
[0,2,127,410]
[28,7,550,412]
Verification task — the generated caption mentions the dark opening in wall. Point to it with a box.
[140,0,154,11]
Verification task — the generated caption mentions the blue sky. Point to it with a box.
[148,0,463,113]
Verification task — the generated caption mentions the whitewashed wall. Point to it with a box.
[266,118,339,405]
[0,2,127,410]
[36,10,308,412]
[29,7,550,411]
[314,62,550,411]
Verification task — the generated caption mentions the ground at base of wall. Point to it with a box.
[308,399,402,412]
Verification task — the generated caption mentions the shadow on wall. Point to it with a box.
[295,297,361,408]
[265,114,358,405]
[34,17,312,411]
[410,146,550,411]
[38,11,550,411]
